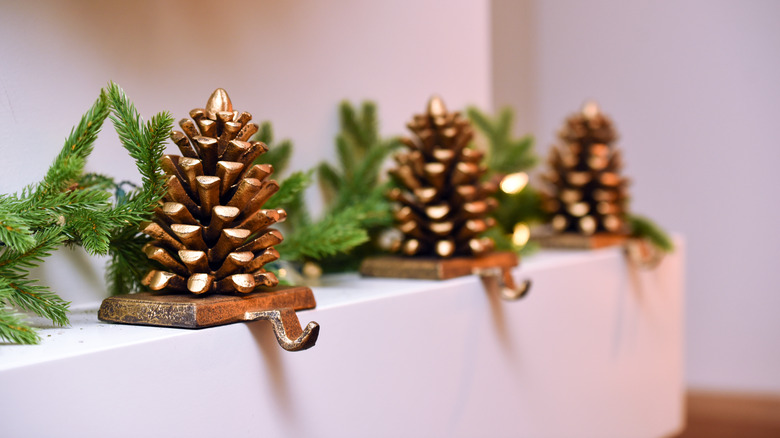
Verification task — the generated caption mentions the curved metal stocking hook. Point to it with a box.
[474,266,531,301]
[244,308,320,351]
[625,238,664,270]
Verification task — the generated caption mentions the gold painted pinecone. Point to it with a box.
[542,102,630,235]
[388,96,498,258]
[141,89,284,295]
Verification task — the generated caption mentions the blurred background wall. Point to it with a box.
[1,0,778,397]
[493,0,780,394]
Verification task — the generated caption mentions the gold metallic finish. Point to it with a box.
[399,220,426,239]
[423,162,446,189]
[460,148,484,163]
[425,204,449,220]
[413,187,438,204]
[171,224,208,251]
[205,88,233,119]
[432,148,455,165]
[216,110,234,125]
[451,162,479,186]
[209,228,251,263]
[142,222,186,251]
[402,239,421,255]
[235,122,259,142]
[579,216,597,235]
[195,176,220,218]
[560,188,582,204]
[435,240,455,258]
[171,131,198,158]
[140,89,287,300]
[204,205,240,242]
[214,251,253,278]
[216,161,244,195]
[179,250,210,274]
[603,214,622,232]
[244,163,273,181]
[240,141,269,166]
[155,202,192,226]
[197,118,217,138]
[463,201,488,217]
[143,244,188,276]
[568,202,590,217]
[429,221,454,236]
[235,111,252,126]
[238,209,286,234]
[600,172,620,186]
[217,273,255,294]
[217,121,242,156]
[552,214,568,232]
[187,273,214,295]
[254,271,279,288]
[246,247,280,272]
[161,155,184,184]
[179,118,200,141]
[146,270,187,292]
[244,180,280,216]
[178,157,204,199]
[237,228,284,252]
[189,108,206,122]
[193,136,218,174]
[567,171,591,186]
[226,178,261,208]
[221,140,251,163]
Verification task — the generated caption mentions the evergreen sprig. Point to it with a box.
[467,107,537,174]
[0,91,111,343]
[467,106,544,251]
[103,82,174,295]
[628,214,675,253]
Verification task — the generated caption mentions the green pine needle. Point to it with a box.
[628,214,675,252]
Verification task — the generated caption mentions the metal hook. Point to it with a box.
[474,266,531,301]
[625,238,664,270]
[244,308,320,351]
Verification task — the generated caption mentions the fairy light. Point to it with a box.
[500,172,529,194]
[512,222,530,248]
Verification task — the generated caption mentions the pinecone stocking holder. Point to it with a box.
[99,89,318,351]
[536,102,630,249]
[360,96,530,301]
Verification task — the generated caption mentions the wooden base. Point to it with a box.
[534,232,628,249]
[98,286,316,329]
[359,251,518,280]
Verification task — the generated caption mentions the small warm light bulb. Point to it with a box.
[512,222,531,247]
[500,172,529,194]
[278,268,288,278]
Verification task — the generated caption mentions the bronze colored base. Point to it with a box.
[359,251,518,280]
[534,232,628,249]
[98,286,319,351]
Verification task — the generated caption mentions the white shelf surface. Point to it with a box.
[0,243,684,438]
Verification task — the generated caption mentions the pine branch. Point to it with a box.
[252,121,293,175]
[264,171,312,210]
[0,196,35,251]
[628,214,675,252]
[278,206,369,262]
[35,92,110,199]
[0,308,40,344]
[107,227,153,295]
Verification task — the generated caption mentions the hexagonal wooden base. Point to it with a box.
[98,286,316,329]
[359,251,518,280]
